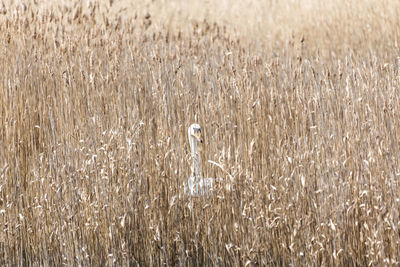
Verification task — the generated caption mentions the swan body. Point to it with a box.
[185,174,214,196]
[184,124,217,196]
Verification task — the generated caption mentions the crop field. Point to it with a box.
[1,0,400,265]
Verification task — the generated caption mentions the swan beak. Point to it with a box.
[194,130,203,143]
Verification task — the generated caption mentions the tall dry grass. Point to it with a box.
[1,0,400,265]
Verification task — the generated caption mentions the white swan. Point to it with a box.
[184,124,216,196]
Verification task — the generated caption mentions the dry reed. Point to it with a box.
[1,0,400,265]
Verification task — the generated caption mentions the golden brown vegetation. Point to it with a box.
[1,0,400,265]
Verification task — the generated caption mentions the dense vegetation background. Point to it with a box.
[1,0,400,265]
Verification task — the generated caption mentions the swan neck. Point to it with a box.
[190,136,201,177]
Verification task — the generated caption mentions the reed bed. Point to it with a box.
[1,0,400,265]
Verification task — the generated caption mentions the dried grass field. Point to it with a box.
[1,0,400,265]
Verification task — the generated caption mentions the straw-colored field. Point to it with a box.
[1,0,400,265]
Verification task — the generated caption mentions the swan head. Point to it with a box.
[188,123,203,143]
